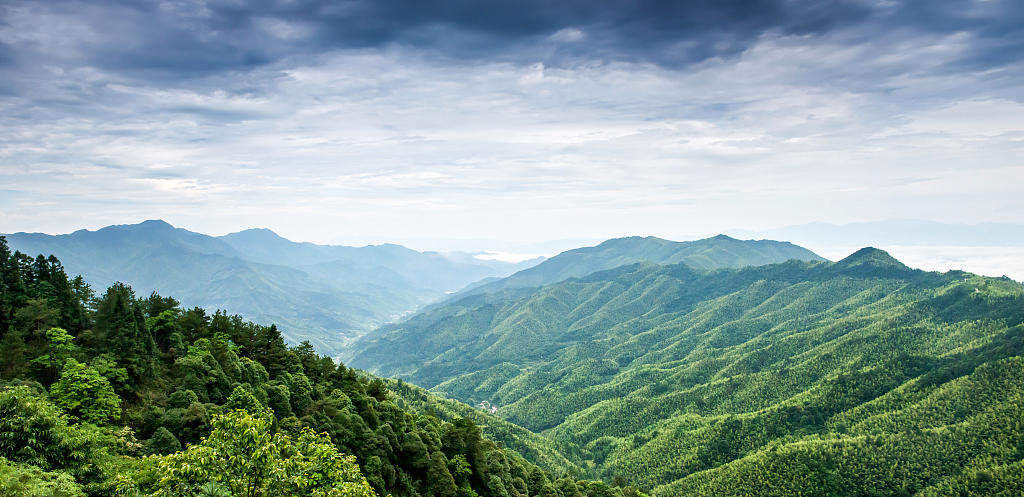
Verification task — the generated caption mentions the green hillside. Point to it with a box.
[384,378,586,477]
[0,236,638,497]
[349,247,1024,495]
[446,234,825,300]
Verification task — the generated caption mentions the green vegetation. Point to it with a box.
[435,234,824,303]
[386,377,586,477]
[121,408,376,497]
[7,225,1023,496]
[349,247,1024,495]
[3,220,533,355]
[0,235,643,497]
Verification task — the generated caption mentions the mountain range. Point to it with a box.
[347,247,1024,495]
[3,222,826,355]
[2,220,538,354]
[448,234,824,299]
[3,220,1024,495]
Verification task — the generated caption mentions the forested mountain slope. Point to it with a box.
[0,236,639,497]
[349,247,1024,495]
[3,221,530,355]
[446,234,824,300]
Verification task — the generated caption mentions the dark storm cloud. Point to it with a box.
[880,0,1024,71]
[2,0,1021,80]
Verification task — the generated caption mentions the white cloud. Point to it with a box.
[900,99,1024,137]
[550,27,585,43]
[255,17,314,41]
[1,28,1022,266]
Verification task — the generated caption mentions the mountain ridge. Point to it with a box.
[438,233,825,304]
[2,220,534,355]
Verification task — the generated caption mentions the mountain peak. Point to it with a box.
[835,247,908,271]
[137,219,174,229]
[841,246,895,261]
[222,227,287,242]
[596,235,669,247]
[100,219,176,233]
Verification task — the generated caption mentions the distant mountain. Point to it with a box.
[345,249,1024,495]
[219,227,526,301]
[448,234,825,300]
[3,220,533,354]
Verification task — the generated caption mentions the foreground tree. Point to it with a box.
[0,387,111,494]
[49,359,120,424]
[127,409,376,497]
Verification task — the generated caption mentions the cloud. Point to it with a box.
[0,0,1022,253]
[550,27,584,43]
[2,0,1021,82]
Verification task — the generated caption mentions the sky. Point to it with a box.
[1,0,1023,254]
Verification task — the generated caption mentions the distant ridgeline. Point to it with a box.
[2,220,539,356]
[438,234,825,302]
[0,236,645,497]
[348,247,1024,496]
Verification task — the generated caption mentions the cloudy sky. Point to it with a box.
[1,0,1022,253]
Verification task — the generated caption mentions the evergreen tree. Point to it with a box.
[29,327,78,384]
[93,283,154,388]
[427,451,458,497]
[146,427,182,455]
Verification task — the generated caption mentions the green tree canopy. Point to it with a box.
[140,409,376,497]
[49,359,120,424]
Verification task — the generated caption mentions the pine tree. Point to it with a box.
[93,283,155,387]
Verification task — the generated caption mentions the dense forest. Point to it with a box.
[350,248,1024,495]
[5,230,1024,496]
[0,236,644,497]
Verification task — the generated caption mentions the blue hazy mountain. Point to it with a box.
[3,220,534,354]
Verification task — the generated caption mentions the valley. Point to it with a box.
[2,228,1022,496]
[349,246,1024,495]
